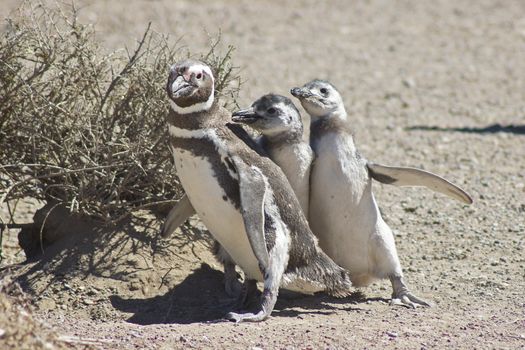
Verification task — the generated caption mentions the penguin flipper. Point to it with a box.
[230,156,270,271]
[160,194,196,238]
[367,162,473,205]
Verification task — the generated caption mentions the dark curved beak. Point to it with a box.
[290,87,312,99]
[167,65,194,98]
[167,75,192,98]
[232,107,259,124]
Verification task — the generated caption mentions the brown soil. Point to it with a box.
[1,0,525,349]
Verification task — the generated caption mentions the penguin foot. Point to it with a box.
[390,291,430,308]
[225,310,269,323]
[225,288,277,323]
[223,261,243,298]
[389,275,430,308]
[235,279,261,309]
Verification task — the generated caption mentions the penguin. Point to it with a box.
[231,94,314,216]
[165,61,352,322]
[163,87,472,306]
[162,94,312,298]
[291,79,472,307]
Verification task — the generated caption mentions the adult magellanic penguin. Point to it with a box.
[165,61,352,322]
[291,79,472,307]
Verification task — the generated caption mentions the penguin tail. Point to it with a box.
[289,251,353,297]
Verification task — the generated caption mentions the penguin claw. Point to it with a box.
[390,292,431,308]
[389,276,431,308]
[225,288,276,322]
[225,310,268,323]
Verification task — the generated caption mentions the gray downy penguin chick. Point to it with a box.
[166,61,353,322]
[291,79,472,308]
[231,94,314,216]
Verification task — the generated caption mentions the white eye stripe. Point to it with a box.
[188,64,214,81]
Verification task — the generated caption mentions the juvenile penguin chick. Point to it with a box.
[232,94,313,215]
[166,62,352,322]
[291,79,472,308]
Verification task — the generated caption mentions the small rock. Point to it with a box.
[0,328,5,338]
[130,331,142,338]
[87,289,99,296]
[39,298,57,311]
[386,331,398,338]
[129,282,141,291]
[402,78,416,88]
[82,298,95,305]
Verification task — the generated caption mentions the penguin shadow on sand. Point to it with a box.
[109,263,365,325]
[407,123,525,135]
[110,263,233,324]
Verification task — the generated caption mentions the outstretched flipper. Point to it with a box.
[368,162,473,204]
[160,195,196,238]
[225,156,278,322]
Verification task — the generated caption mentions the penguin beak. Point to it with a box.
[290,87,313,99]
[232,107,260,124]
[169,75,193,98]
[167,65,195,99]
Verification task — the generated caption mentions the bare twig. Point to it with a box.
[99,22,152,114]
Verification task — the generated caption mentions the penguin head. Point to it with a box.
[232,94,303,140]
[166,60,215,114]
[290,80,344,120]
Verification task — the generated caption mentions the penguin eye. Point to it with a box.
[196,73,203,80]
[267,108,276,114]
[320,88,328,94]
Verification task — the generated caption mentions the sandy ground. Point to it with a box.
[1,0,525,349]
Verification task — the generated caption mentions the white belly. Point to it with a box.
[173,149,263,281]
[309,135,401,286]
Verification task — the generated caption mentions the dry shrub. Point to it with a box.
[0,2,240,226]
